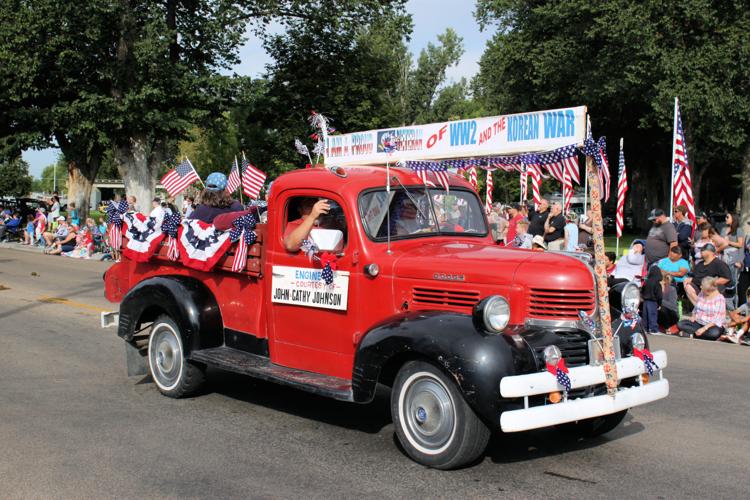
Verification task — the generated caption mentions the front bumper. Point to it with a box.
[499,350,669,432]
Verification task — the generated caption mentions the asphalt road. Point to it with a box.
[1,246,748,499]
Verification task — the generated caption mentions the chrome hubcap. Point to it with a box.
[403,376,455,452]
[149,324,182,388]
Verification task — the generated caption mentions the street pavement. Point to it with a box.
[0,246,748,499]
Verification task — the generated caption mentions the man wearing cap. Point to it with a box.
[528,198,549,237]
[688,243,731,293]
[188,172,244,223]
[645,208,678,266]
[505,203,524,244]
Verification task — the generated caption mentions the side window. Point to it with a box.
[284,196,348,248]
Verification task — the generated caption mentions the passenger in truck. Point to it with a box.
[283,197,331,252]
[188,172,244,224]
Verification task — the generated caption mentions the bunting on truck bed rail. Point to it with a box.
[121,212,166,262]
[177,219,232,272]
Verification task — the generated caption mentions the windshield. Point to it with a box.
[359,187,488,240]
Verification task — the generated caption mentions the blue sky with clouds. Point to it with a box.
[23,0,495,178]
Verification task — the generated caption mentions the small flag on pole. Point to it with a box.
[161,159,200,197]
[226,156,241,194]
[241,154,267,200]
[529,163,542,207]
[520,166,528,202]
[616,139,628,239]
[468,166,478,191]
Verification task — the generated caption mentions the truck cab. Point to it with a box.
[104,165,668,469]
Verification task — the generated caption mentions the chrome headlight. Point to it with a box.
[621,282,641,311]
[473,295,511,333]
[543,345,562,366]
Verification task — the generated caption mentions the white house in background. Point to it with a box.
[90,179,167,209]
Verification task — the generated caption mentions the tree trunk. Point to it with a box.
[114,135,171,214]
[66,162,95,218]
[741,144,750,226]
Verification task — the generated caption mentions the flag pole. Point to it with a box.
[238,153,244,205]
[186,157,205,188]
[669,97,679,219]
[616,137,623,256]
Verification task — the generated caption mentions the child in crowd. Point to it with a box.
[509,219,533,249]
[642,265,663,334]
[563,212,579,252]
[721,289,750,345]
[34,208,47,246]
[605,251,617,275]
[23,215,34,245]
[68,202,79,226]
[97,217,107,236]
[657,272,679,333]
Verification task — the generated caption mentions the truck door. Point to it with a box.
[266,190,359,379]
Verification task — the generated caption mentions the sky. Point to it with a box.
[22,0,495,178]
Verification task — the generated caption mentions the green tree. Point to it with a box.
[37,157,69,194]
[0,158,33,197]
[474,0,750,226]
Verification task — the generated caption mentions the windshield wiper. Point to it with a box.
[389,176,431,221]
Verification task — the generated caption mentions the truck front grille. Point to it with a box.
[411,287,480,311]
[533,331,590,368]
[528,288,595,321]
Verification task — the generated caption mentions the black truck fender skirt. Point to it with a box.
[117,275,223,353]
[351,311,537,424]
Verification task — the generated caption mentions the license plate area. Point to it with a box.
[588,336,621,365]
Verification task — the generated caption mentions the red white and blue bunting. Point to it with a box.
[228,214,257,273]
[121,212,166,262]
[177,219,232,272]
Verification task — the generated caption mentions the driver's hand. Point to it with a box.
[311,199,331,218]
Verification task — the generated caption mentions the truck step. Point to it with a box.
[189,347,354,402]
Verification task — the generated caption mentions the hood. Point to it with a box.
[392,241,595,290]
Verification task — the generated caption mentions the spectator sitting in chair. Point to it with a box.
[0,212,21,241]
[612,240,646,285]
[678,276,726,340]
[46,223,78,255]
[43,216,69,248]
[657,246,690,296]
[689,243,731,294]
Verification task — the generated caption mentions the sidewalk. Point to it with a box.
[0,240,110,260]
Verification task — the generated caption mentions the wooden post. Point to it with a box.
[585,154,619,396]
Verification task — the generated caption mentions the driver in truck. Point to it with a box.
[283,197,331,252]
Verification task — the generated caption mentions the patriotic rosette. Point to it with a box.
[105,199,128,251]
[633,347,659,376]
[621,304,640,329]
[161,212,182,261]
[177,219,232,272]
[228,214,257,273]
[546,358,572,393]
[121,212,166,262]
[299,239,338,285]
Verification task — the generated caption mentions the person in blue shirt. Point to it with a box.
[658,246,691,297]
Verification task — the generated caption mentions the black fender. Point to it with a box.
[117,276,223,353]
[352,311,537,424]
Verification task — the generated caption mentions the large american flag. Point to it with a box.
[528,163,542,207]
[520,166,528,202]
[616,139,628,239]
[161,159,200,196]
[467,166,478,191]
[226,156,241,194]
[240,154,267,200]
[673,99,696,225]
[536,145,579,213]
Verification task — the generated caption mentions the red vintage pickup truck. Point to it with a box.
[103,165,668,469]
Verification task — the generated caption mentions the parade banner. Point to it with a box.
[324,106,587,166]
[271,265,350,311]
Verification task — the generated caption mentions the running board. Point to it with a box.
[189,347,354,402]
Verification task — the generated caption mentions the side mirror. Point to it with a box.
[310,228,344,253]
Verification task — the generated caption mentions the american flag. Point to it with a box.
[529,163,542,207]
[229,213,257,273]
[410,161,450,192]
[583,117,610,202]
[240,154,267,200]
[673,98,696,225]
[485,169,493,214]
[226,156,241,194]
[537,145,579,185]
[616,139,628,239]
[468,166,478,191]
[161,159,200,197]
[546,359,572,393]
[520,166,528,202]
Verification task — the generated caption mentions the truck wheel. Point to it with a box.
[391,361,490,469]
[147,315,205,398]
[558,410,628,438]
